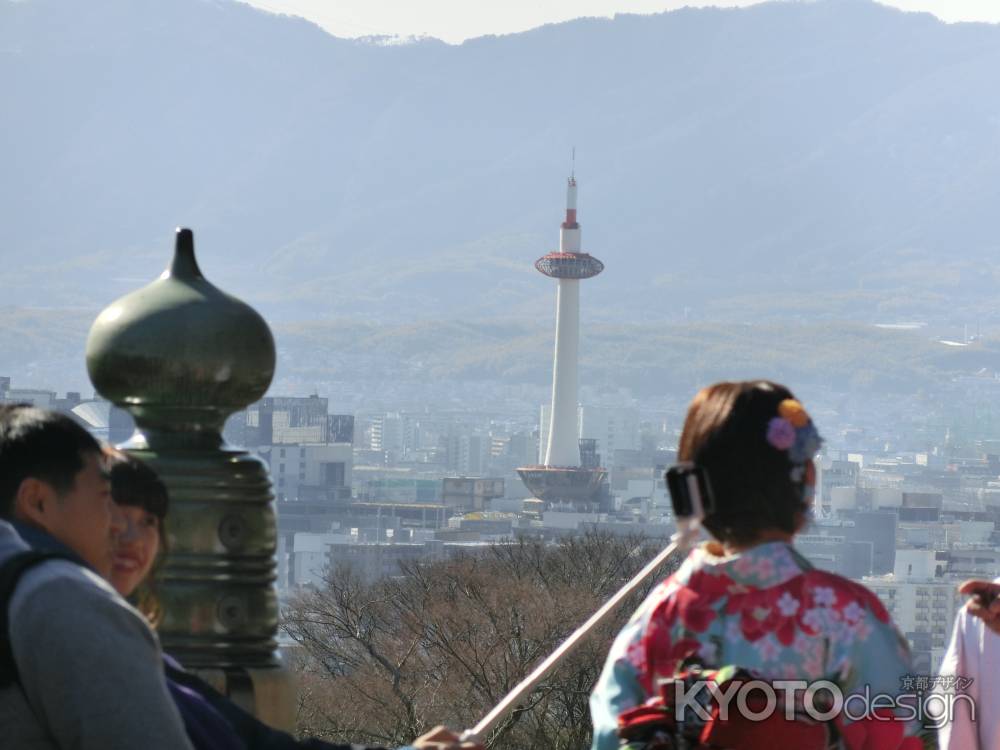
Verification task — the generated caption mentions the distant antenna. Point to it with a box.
[571,146,576,179]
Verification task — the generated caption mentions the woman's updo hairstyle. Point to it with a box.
[678,380,814,546]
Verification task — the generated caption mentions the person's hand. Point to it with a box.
[959,579,1000,634]
[411,725,483,750]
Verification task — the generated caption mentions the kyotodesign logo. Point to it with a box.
[670,676,974,729]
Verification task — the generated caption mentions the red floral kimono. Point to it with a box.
[590,541,927,750]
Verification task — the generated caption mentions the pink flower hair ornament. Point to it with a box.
[766,399,823,475]
[766,417,796,451]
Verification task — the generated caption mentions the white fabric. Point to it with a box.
[937,590,1000,749]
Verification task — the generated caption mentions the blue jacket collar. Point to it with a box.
[10,520,89,569]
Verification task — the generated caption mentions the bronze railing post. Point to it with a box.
[86,227,293,728]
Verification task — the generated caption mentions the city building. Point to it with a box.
[368,412,406,454]
[865,552,964,674]
[0,377,135,443]
[441,477,505,511]
[260,443,353,502]
[797,510,897,577]
[356,475,439,504]
[579,403,640,468]
[537,402,640,468]
[456,434,488,475]
[281,532,498,588]
[238,395,351,447]
[69,399,136,444]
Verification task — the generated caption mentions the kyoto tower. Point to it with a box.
[517,172,608,511]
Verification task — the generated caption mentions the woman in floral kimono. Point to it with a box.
[590,381,926,750]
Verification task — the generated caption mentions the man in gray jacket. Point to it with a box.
[0,404,196,749]
[0,405,480,750]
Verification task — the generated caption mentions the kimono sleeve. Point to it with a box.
[589,607,651,750]
[828,604,923,747]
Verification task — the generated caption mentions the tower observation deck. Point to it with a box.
[517,175,608,512]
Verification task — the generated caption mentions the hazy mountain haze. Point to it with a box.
[3,0,1000,391]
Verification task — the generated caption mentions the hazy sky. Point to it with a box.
[240,0,999,43]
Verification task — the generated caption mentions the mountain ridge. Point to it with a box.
[2,0,1000,329]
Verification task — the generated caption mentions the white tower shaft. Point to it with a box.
[544,278,581,467]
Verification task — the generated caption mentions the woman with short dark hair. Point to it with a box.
[589,381,925,750]
[104,448,168,623]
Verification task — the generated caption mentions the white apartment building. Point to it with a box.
[367,412,409,454]
[864,550,963,670]
[284,531,355,588]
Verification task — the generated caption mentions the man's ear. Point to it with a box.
[12,477,56,526]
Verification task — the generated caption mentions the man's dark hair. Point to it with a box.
[0,405,102,518]
[678,380,809,546]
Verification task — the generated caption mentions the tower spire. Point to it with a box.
[563,159,579,235]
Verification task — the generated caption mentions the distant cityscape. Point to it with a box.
[7,367,1000,674]
[9,155,1000,693]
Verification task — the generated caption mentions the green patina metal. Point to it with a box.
[85,228,281,673]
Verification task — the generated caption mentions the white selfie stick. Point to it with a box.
[459,501,704,743]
